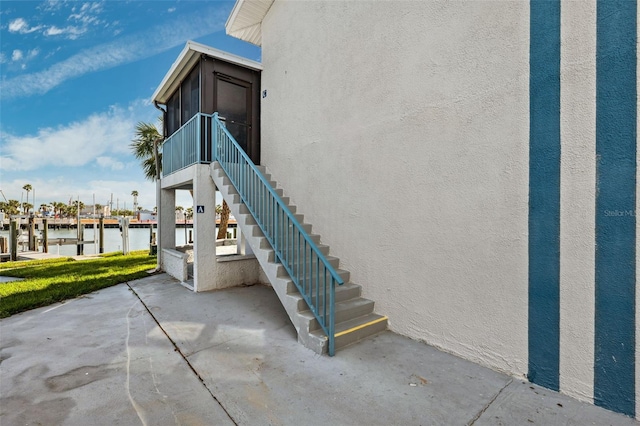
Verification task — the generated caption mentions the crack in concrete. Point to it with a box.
[126,283,239,426]
[125,300,149,426]
[466,378,513,426]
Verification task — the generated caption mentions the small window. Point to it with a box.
[167,91,180,136]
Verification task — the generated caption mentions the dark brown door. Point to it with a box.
[215,74,253,161]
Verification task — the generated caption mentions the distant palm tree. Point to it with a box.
[22,184,32,213]
[51,201,64,218]
[21,202,33,215]
[1,200,21,216]
[130,122,162,181]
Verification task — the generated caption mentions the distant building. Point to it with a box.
[138,210,156,222]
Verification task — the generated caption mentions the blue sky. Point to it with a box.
[0,0,260,212]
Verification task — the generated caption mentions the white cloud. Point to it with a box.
[96,156,124,170]
[0,6,228,99]
[38,0,65,13]
[11,50,23,61]
[7,48,41,71]
[44,25,64,36]
[68,2,103,27]
[0,53,6,64]
[8,17,27,32]
[167,7,176,13]
[44,25,86,39]
[8,18,43,34]
[0,100,155,173]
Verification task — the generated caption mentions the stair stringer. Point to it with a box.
[210,161,388,354]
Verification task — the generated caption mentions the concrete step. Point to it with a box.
[281,255,340,271]
[301,297,375,331]
[278,267,350,285]
[267,244,330,261]
[290,282,362,310]
[311,313,388,351]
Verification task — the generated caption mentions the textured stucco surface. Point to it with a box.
[163,248,188,282]
[193,164,218,292]
[559,0,596,403]
[214,255,265,289]
[260,1,529,375]
[158,188,175,271]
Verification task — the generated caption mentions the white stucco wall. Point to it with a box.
[193,164,219,292]
[215,255,265,289]
[163,248,188,282]
[559,0,597,403]
[260,1,530,375]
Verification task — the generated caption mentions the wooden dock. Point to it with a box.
[1,218,237,231]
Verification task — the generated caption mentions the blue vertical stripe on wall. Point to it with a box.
[528,0,561,391]
[594,0,637,417]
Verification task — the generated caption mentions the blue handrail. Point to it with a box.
[211,112,344,355]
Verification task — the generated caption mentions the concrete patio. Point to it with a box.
[0,273,637,425]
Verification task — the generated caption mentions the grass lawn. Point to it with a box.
[0,251,157,318]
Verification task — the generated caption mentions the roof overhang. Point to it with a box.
[225,0,274,46]
[152,40,263,104]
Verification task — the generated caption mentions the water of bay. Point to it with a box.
[0,227,200,257]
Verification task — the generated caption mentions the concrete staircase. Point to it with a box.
[210,162,387,354]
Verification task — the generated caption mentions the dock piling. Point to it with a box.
[99,215,104,254]
[43,218,48,253]
[10,219,17,261]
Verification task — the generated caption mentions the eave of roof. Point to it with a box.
[225,0,274,46]
[151,40,263,104]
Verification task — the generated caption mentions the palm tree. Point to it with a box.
[131,190,139,212]
[130,121,162,181]
[1,199,21,216]
[217,201,231,239]
[22,184,32,213]
[51,201,64,218]
[175,206,184,221]
[21,202,33,215]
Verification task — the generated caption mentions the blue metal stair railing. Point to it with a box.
[211,112,345,356]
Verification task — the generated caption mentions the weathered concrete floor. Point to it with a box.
[1,273,637,425]
[0,282,234,426]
